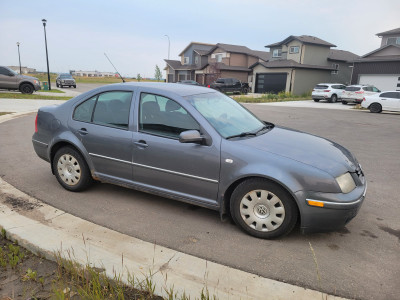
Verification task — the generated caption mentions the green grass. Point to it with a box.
[28,73,161,84]
[233,91,312,103]
[0,112,13,116]
[38,88,65,93]
[0,93,72,100]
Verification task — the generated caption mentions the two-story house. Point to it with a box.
[165,42,270,86]
[250,35,358,94]
[351,27,400,91]
[164,42,215,83]
[196,43,270,86]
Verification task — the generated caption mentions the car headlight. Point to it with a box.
[336,172,356,193]
[33,80,38,84]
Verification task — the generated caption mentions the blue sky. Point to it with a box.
[1,0,399,78]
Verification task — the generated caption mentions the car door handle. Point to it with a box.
[381,98,386,100]
[134,140,148,148]
[78,128,88,135]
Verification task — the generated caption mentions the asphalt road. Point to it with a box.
[0,106,399,300]
[51,82,107,93]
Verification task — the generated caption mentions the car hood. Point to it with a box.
[20,75,39,81]
[237,126,358,176]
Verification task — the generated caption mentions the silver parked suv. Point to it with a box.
[341,84,380,105]
[0,66,41,94]
[56,73,76,88]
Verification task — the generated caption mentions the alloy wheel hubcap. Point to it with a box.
[57,154,81,186]
[240,190,285,232]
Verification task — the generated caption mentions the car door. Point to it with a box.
[69,90,134,181]
[232,79,241,92]
[132,92,220,205]
[0,67,17,89]
[379,92,400,110]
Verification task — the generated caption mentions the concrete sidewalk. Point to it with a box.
[0,98,66,114]
[0,112,347,299]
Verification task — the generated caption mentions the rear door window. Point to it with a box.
[73,96,97,123]
[380,92,399,99]
[345,86,361,91]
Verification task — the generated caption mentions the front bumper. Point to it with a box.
[296,182,367,234]
[34,83,41,91]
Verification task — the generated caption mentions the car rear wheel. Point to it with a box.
[342,101,347,105]
[53,146,93,192]
[313,99,320,102]
[230,178,298,239]
[19,83,34,94]
[330,94,337,103]
[369,103,382,113]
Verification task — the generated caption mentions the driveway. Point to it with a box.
[0,106,399,299]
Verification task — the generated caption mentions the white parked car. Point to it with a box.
[312,83,346,103]
[341,85,380,105]
[361,91,400,113]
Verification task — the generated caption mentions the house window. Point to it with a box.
[215,54,222,62]
[195,56,199,64]
[387,37,400,45]
[272,49,282,58]
[184,57,189,65]
[289,46,299,54]
[331,63,339,75]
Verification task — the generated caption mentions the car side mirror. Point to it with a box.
[179,130,204,144]
[8,73,15,77]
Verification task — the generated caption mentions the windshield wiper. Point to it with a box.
[226,132,257,140]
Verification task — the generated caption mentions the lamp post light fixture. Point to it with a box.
[16,42,22,74]
[164,34,170,59]
[42,18,51,90]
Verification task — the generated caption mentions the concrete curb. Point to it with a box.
[0,113,347,300]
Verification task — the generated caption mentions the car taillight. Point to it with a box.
[362,97,366,101]
[35,113,38,133]
[207,85,210,88]
[355,91,364,94]
[324,90,330,92]
[312,89,315,92]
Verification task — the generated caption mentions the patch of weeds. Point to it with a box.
[22,268,38,281]
[1,228,6,238]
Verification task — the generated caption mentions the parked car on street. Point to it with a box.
[341,85,380,105]
[361,91,400,113]
[208,78,249,94]
[177,80,201,86]
[56,73,77,88]
[0,66,41,94]
[312,83,346,103]
[32,83,366,239]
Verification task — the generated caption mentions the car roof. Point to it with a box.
[104,82,213,97]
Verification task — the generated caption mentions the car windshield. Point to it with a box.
[185,92,266,138]
[60,74,73,78]
[8,68,18,75]
[345,86,361,91]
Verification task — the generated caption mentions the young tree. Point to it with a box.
[154,65,162,82]
[137,73,142,82]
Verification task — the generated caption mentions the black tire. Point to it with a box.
[19,83,34,94]
[242,87,249,94]
[330,94,337,103]
[342,101,348,105]
[313,99,320,102]
[53,146,93,192]
[230,178,298,239]
[60,84,63,88]
[56,82,59,88]
[73,85,77,88]
[369,103,382,113]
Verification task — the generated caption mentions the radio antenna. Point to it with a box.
[104,53,125,83]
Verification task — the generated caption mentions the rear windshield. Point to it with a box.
[345,87,361,91]
[314,85,328,89]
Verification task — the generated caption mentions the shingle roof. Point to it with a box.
[164,60,196,70]
[353,55,400,63]
[250,59,334,70]
[376,27,400,36]
[207,43,270,60]
[265,35,336,48]
[328,49,359,62]
[193,49,209,56]
[199,63,251,72]
[178,42,215,56]
[360,44,400,59]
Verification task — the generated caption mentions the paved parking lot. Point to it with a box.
[0,104,399,299]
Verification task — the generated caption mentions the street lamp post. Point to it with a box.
[42,19,51,90]
[164,35,170,59]
[16,42,22,74]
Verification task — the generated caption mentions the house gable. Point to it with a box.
[363,45,400,58]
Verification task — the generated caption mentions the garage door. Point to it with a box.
[359,75,400,91]
[255,73,287,94]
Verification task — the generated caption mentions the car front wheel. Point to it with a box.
[230,179,298,239]
[313,99,320,102]
[19,83,34,94]
[369,103,382,113]
[53,146,93,192]
[342,101,347,105]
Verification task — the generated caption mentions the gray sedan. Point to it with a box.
[32,83,367,238]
